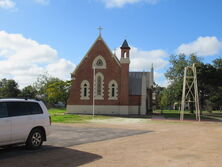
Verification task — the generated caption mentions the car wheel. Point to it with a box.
[26,129,43,149]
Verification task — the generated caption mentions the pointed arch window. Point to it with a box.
[80,80,90,100]
[95,72,104,99]
[111,84,115,97]
[97,76,102,96]
[108,80,118,100]
[92,55,106,69]
[84,84,87,97]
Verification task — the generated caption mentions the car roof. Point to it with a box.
[0,98,41,103]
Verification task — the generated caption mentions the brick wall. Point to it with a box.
[67,38,123,106]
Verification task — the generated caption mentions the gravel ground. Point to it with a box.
[1,119,222,167]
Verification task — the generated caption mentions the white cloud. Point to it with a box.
[115,46,169,87]
[34,0,49,5]
[116,46,169,71]
[98,0,159,8]
[154,71,170,87]
[0,0,50,10]
[0,31,76,88]
[0,0,15,9]
[47,59,76,79]
[177,36,222,56]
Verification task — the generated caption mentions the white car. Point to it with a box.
[0,99,51,149]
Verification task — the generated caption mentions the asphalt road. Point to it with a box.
[46,125,150,147]
[0,124,150,160]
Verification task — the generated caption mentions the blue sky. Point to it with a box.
[0,0,222,87]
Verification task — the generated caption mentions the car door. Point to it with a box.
[29,102,46,127]
[7,102,34,144]
[0,102,11,145]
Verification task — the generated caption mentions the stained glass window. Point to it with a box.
[97,76,102,96]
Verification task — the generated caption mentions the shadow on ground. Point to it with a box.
[0,145,102,167]
[46,125,151,148]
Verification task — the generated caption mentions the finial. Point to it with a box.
[97,26,103,36]
[151,63,154,72]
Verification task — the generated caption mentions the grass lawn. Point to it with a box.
[48,108,114,123]
[48,108,222,123]
[154,110,222,121]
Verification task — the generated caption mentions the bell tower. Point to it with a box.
[120,40,130,114]
[120,40,130,63]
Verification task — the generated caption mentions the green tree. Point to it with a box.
[19,85,37,99]
[213,57,222,70]
[164,54,202,110]
[198,63,222,111]
[34,73,60,99]
[165,55,222,112]
[153,83,165,110]
[34,73,54,95]
[33,73,71,105]
[45,80,71,105]
[0,79,20,98]
[160,88,170,110]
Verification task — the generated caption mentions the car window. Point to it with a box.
[7,102,31,117]
[27,102,43,115]
[0,102,8,118]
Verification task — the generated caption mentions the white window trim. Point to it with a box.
[108,80,118,100]
[95,72,104,100]
[92,55,107,69]
[80,80,90,100]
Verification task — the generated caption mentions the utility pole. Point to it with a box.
[180,64,200,121]
[93,66,95,117]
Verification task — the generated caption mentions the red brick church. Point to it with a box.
[67,34,154,115]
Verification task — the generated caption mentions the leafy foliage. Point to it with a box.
[33,73,71,105]
[163,55,222,112]
[0,79,20,98]
[19,85,37,99]
[164,54,202,107]
[45,80,71,105]
[0,73,71,107]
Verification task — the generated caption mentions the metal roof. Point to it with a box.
[121,40,130,49]
[129,72,151,95]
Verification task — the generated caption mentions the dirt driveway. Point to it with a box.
[1,119,222,167]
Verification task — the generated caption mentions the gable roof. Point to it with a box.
[72,35,120,75]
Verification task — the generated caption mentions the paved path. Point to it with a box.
[46,125,150,147]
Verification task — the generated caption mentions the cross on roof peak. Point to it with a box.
[97,26,103,36]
